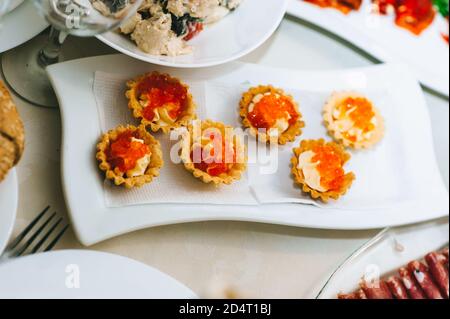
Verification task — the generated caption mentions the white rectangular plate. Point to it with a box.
[287,1,450,96]
[47,54,449,246]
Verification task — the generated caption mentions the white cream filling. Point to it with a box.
[126,138,152,178]
[297,151,327,193]
[330,105,377,143]
[139,97,178,127]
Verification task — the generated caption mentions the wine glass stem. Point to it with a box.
[38,27,69,67]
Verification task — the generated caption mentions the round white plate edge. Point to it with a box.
[0,169,18,255]
[0,249,197,298]
[96,0,289,68]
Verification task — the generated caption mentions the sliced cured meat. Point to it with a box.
[425,252,449,298]
[399,267,427,299]
[386,276,409,299]
[408,261,443,299]
[338,292,359,299]
[360,280,393,299]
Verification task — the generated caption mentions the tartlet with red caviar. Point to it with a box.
[323,92,384,149]
[291,139,355,202]
[240,85,304,145]
[126,72,196,134]
[180,119,247,185]
[96,125,163,188]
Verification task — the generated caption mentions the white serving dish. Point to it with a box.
[316,218,449,299]
[97,0,289,68]
[47,54,449,246]
[0,250,197,298]
[287,0,450,96]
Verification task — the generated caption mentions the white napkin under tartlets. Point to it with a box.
[93,72,448,211]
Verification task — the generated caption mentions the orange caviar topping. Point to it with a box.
[137,73,188,121]
[305,0,363,14]
[311,145,345,191]
[106,131,150,173]
[338,97,375,142]
[191,133,236,177]
[247,93,299,130]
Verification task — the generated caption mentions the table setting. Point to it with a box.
[0,0,449,300]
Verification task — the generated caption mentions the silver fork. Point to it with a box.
[1,206,70,261]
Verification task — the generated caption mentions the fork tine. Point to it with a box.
[30,217,63,254]
[44,224,70,252]
[6,206,50,251]
[14,212,57,257]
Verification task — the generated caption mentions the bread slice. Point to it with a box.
[0,81,25,182]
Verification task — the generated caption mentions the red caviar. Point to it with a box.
[337,97,375,142]
[106,131,150,173]
[247,93,299,130]
[373,0,436,35]
[137,73,188,122]
[304,0,363,14]
[311,145,346,191]
[191,134,236,177]
[184,21,204,41]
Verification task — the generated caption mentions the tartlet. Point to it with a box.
[240,85,305,145]
[180,119,247,185]
[126,72,196,133]
[96,125,163,188]
[323,92,384,149]
[291,139,355,202]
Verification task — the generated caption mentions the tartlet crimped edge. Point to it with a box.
[126,72,197,134]
[239,85,305,145]
[96,125,164,189]
[323,91,385,149]
[291,139,355,203]
[181,119,248,186]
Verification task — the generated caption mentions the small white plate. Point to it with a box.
[0,169,18,255]
[316,218,449,299]
[97,0,288,68]
[287,1,450,96]
[0,250,197,298]
[47,54,448,246]
[0,0,48,53]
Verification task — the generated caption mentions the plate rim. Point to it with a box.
[286,1,450,97]
[0,249,197,298]
[0,0,49,54]
[47,54,449,246]
[0,169,18,255]
[96,0,289,68]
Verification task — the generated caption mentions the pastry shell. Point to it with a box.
[323,91,385,149]
[180,119,247,185]
[1,81,25,182]
[126,72,196,134]
[240,85,305,145]
[291,139,355,202]
[96,125,163,188]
